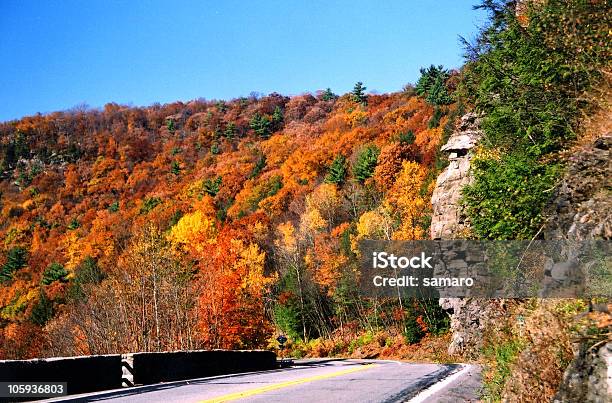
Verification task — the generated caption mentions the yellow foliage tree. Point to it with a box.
[387,161,427,240]
[168,210,216,253]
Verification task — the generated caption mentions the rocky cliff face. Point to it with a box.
[430,113,502,357]
[554,341,611,403]
[430,112,481,240]
[546,133,612,402]
[544,133,612,241]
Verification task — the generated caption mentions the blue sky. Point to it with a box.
[0,0,485,121]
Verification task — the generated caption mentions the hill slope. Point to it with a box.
[0,88,456,358]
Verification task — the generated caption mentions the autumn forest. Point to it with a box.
[0,76,460,359]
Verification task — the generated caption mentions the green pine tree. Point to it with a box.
[30,290,53,326]
[249,155,267,179]
[41,263,68,286]
[0,246,28,283]
[68,257,105,302]
[322,88,337,101]
[167,119,175,132]
[224,122,236,139]
[324,155,347,185]
[171,160,181,175]
[272,106,284,131]
[203,176,222,196]
[351,82,368,105]
[398,130,416,144]
[415,65,452,106]
[250,113,272,137]
[353,145,380,183]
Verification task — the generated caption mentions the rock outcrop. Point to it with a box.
[544,133,612,241]
[554,342,611,403]
[430,113,497,357]
[545,133,612,402]
[430,112,481,240]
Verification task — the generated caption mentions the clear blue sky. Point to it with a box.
[0,0,485,122]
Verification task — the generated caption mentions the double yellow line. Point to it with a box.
[199,363,379,403]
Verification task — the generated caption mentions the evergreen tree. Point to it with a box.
[249,155,266,179]
[324,155,347,185]
[353,145,380,183]
[322,88,337,101]
[203,177,222,196]
[415,65,452,105]
[0,246,27,283]
[30,290,53,326]
[398,130,416,144]
[249,113,272,137]
[41,263,68,285]
[272,106,284,131]
[167,119,175,132]
[426,76,453,106]
[461,0,609,239]
[351,82,368,105]
[171,160,181,175]
[224,122,236,139]
[108,201,119,213]
[68,217,80,230]
[68,257,105,301]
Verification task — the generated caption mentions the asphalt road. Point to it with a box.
[48,359,481,403]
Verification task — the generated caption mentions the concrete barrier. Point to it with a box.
[0,354,123,395]
[0,349,277,397]
[128,350,277,385]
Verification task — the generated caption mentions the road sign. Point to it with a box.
[276,335,287,345]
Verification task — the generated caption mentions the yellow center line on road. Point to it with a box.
[198,363,379,403]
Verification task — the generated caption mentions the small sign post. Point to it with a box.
[276,335,287,361]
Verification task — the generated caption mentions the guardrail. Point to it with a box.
[0,350,277,398]
[123,350,277,385]
[0,354,123,396]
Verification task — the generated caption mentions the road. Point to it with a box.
[48,359,481,403]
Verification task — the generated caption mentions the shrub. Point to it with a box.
[462,152,558,239]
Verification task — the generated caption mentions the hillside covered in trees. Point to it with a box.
[0,77,461,358]
[0,1,610,400]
